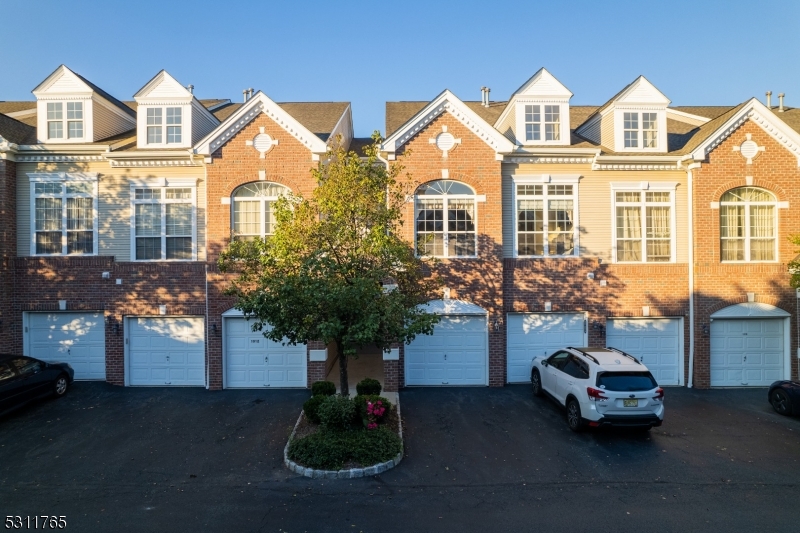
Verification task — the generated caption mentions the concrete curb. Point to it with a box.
[283,396,404,479]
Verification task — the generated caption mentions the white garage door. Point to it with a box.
[506,313,586,383]
[607,318,682,386]
[129,317,205,386]
[26,312,106,380]
[225,318,307,388]
[405,315,487,386]
[711,319,784,386]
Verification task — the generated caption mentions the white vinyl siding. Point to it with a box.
[92,99,135,141]
[190,99,219,145]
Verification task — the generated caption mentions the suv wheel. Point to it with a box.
[531,370,543,397]
[566,398,584,432]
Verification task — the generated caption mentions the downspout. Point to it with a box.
[687,163,700,388]
[205,263,210,390]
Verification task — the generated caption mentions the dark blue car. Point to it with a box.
[0,354,74,417]
[768,381,800,417]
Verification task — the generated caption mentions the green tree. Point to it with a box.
[218,133,440,394]
[789,234,800,288]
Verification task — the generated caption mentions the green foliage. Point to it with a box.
[302,395,326,424]
[318,395,357,430]
[353,395,392,427]
[287,427,402,471]
[311,380,337,397]
[217,133,441,393]
[790,234,800,288]
[355,378,382,396]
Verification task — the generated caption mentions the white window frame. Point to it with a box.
[28,172,98,256]
[610,182,677,263]
[719,187,779,263]
[144,106,184,146]
[129,178,197,262]
[231,181,290,240]
[515,101,569,146]
[512,174,581,258]
[615,108,665,152]
[413,180,479,259]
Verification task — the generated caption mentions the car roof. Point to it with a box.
[568,347,650,371]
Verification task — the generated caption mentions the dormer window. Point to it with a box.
[524,105,560,142]
[146,107,182,145]
[46,102,83,140]
[623,112,657,149]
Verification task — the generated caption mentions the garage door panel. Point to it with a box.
[28,312,107,381]
[224,318,307,388]
[607,318,681,386]
[711,318,785,386]
[406,315,487,386]
[507,313,585,383]
[129,317,205,386]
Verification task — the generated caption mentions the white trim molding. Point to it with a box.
[382,89,515,156]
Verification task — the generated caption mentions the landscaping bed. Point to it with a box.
[284,379,404,477]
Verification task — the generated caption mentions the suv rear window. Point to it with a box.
[596,371,658,391]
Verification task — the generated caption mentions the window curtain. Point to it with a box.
[749,205,775,261]
[646,206,670,261]
[720,205,745,261]
[616,206,641,261]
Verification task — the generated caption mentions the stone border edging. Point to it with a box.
[283,396,404,479]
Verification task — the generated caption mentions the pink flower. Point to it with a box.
[367,422,378,430]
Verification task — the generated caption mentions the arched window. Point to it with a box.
[414,180,476,257]
[720,187,777,262]
[231,182,290,240]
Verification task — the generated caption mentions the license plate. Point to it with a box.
[623,399,638,407]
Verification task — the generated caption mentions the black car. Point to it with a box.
[768,380,800,416]
[0,354,74,417]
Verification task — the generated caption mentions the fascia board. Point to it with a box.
[18,144,108,153]
[511,67,574,98]
[666,108,711,125]
[512,146,601,156]
[93,95,137,124]
[614,76,671,106]
[596,155,682,163]
[133,70,192,100]
[493,96,516,129]
[327,103,352,147]
[194,92,327,155]
[382,89,515,154]
[690,98,800,163]
[32,65,91,96]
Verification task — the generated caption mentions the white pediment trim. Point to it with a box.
[382,89,515,155]
[32,65,92,96]
[134,70,193,100]
[690,98,800,165]
[194,92,328,156]
[511,68,573,99]
[614,76,671,106]
[710,302,790,319]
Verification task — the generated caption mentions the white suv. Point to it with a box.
[530,347,664,432]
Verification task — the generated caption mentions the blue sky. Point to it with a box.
[1,0,798,136]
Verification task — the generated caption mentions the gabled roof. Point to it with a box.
[134,70,193,99]
[32,65,135,118]
[575,75,670,133]
[385,100,506,137]
[382,89,515,154]
[194,92,347,155]
[0,113,37,145]
[688,98,800,164]
[510,67,573,98]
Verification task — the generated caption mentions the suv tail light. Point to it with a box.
[653,388,664,401]
[586,387,608,401]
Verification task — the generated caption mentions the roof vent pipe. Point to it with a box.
[484,87,491,107]
[248,88,254,100]
[243,89,248,102]
[766,91,772,108]
[187,84,194,94]
[480,87,486,106]
[778,93,785,112]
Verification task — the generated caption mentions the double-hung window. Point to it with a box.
[30,173,97,255]
[524,105,560,142]
[146,107,182,145]
[623,112,658,149]
[415,180,477,258]
[232,182,289,240]
[720,187,777,262]
[132,181,196,261]
[613,185,675,262]
[516,181,578,257]
[46,102,84,140]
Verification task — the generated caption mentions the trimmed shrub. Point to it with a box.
[353,395,392,428]
[288,429,350,470]
[287,427,402,470]
[350,426,402,466]
[311,380,336,397]
[318,395,357,430]
[303,395,327,424]
[356,378,382,396]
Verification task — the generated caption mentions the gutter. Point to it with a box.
[686,162,701,388]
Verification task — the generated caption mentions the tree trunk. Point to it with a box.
[337,339,349,396]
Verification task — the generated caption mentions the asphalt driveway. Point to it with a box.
[1,383,799,532]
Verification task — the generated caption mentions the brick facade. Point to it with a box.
[692,120,800,387]
[0,159,16,351]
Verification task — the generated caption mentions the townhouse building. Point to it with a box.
[0,65,797,392]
